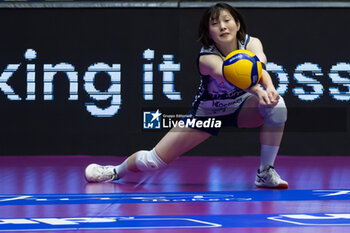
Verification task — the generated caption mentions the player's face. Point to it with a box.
[208,10,240,46]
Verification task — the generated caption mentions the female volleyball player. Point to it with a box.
[85,3,288,188]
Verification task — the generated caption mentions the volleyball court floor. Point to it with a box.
[0,155,349,233]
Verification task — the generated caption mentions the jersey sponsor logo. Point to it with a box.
[212,98,243,108]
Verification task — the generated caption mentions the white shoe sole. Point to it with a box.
[255,182,288,189]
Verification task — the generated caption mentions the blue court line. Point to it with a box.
[0,189,349,206]
[1,213,350,231]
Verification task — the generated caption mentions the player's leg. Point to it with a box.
[237,95,288,188]
[117,126,211,172]
[85,126,211,183]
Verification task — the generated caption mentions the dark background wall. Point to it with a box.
[0,8,349,156]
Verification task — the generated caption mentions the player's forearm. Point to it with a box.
[244,83,265,98]
[259,69,275,90]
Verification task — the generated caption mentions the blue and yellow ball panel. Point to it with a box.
[223,49,262,89]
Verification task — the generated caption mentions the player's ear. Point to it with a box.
[236,20,241,31]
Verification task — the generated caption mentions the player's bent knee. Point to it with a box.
[259,96,287,126]
[135,148,167,172]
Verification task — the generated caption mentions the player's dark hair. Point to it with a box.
[198,3,247,48]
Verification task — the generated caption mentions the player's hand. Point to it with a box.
[266,87,280,106]
[246,84,279,106]
[256,89,271,106]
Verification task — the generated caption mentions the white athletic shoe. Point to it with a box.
[84,163,119,183]
[255,166,288,189]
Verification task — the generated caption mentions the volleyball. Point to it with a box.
[222,49,262,89]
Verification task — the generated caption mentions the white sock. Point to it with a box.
[259,144,279,171]
[114,158,130,178]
